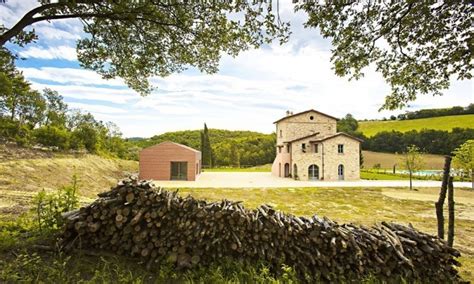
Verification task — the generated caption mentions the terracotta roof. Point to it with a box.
[309,132,364,143]
[273,109,338,124]
[143,141,201,153]
[284,132,320,143]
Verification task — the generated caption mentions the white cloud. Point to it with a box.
[19,45,77,61]
[67,102,127,115]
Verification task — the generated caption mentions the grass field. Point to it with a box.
[363,150,445,170]
[359,114,474,137]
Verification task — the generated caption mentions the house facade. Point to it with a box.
[271,110,362,181]
[139,141,202,181]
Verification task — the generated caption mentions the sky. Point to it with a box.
[1,1,472,138]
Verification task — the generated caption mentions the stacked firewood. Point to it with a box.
[61,178,462,282]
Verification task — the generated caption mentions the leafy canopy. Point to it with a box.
[0,0,289,95]
[296,1,473,110]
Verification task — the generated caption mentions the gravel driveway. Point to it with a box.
[151,172,472,188]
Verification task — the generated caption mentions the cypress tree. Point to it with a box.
[201,123,213,167]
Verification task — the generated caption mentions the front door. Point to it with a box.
[308,164,319,181]
[171,162,188,180]
[284,163,290,177]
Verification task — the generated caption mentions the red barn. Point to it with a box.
[139,142,202,181]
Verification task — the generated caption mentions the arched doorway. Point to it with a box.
[284,163,290,177]
[308,164,319,181]
[293,164,298,179]
[338,164,344,180]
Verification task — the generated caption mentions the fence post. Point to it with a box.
[447,176,455,247]
[435,156,451,239]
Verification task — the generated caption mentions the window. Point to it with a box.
[302,143,306,152]
[314,144,318,153]
[278,147,281,153]
[338,144,344,153]
[338,164,344,180]
[286,144,290,153]
[309,116,314,120]
[279,130,282,137]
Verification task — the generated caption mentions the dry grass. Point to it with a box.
[363,150,445,169]
[0,155,138,217]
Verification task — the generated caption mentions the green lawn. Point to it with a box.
[359,114,474,137]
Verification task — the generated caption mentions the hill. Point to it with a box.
[131,129,276,167]
[359,114,474,137]
[0,147,137,219]
[362,150,444,170]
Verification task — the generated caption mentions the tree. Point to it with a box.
[1,1,289,95]
[43,88,68,127]
[452,140,474,189]
[401,145,424,190]
[200,123,213,168]
[337,114,358,134]
[296,1,472,110]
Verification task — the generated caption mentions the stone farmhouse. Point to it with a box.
[271,109,362,181]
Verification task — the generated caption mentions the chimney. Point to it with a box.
[286,110,291,116]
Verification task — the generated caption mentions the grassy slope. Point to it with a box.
[359,114,474,137]
[0,154,137,218]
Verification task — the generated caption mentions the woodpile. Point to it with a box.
[61,178,463,282]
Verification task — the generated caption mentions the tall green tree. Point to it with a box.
[296,1,472,110]
[42,88,68,127]
[1,1,289,95]
[200,123,213,168]
[452,140,474,189]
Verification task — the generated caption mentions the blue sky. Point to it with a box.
[1,0,472,138]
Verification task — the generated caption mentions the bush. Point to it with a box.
[33,174,79,232]
[33,125,71,150]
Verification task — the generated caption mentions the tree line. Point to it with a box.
[0,49,136,159]
[394,104,474,121]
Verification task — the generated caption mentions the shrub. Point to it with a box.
[33,125,70,150]
[33,174,79,232]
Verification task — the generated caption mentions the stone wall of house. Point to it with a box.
[290,135,360,181]
[276,111,337,145]
[321,135,360,181]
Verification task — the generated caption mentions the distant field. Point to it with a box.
[359,114,474,137]
[362,150,445,170]
[205,164,272,172]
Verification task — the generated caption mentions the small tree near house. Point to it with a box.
[452,140,474,189]
[401,145,424,190]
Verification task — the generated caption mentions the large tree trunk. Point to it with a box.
[447,176,455,247]
[435,156,452,239]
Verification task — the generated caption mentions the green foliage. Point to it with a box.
[133,128,276,167]
[453,140,474,188]
[363,128,474,155]
[296,2,472,109]
[398,104,474,120]
[337,113,359,134]
[32,174,79,232]
[33,125,71,150]
[201,123,214,167]
[1,2,289,95]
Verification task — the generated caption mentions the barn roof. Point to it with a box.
[142,141,201,153]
